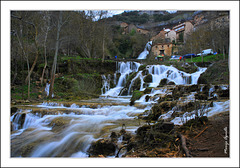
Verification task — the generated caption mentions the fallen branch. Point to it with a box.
[178,133,192,157]
[194,126,208,139]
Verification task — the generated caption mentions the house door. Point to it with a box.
[160,50,164,55]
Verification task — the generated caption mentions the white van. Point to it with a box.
[197,49,214,57]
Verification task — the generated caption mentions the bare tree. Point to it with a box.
[40,11,51,85]
[49,11,69,98]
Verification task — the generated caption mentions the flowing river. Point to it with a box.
[11,61,229,157]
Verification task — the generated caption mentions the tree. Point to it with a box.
[40,11,51,85]
[49,11,65,98]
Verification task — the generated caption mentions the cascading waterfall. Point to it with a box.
[146,65,207,87]
[11,103,151,157]
[137,41,152,59]
[101,74,111,95]
[103,62,141,97]
[101,62,207,97]
[11,61,211,158]
[128,71,144,95]
[45,83,54,97]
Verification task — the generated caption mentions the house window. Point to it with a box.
[168,45,169,47]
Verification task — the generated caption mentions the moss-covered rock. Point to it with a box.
[138,65,147,71]
[49,117,70,131]
[136,122,175,147]
[144,87,152,94]
[158,78,168,87]
[143,74,152,83]
[167,81,175,85]
[195,93,208,100]
[158,94,174,103]
[88,139,116,157]
[147,101,176,121]
[131,77,141,91]
[130,90,144,105]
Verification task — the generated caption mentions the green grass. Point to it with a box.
[185,54,228,62]
[11,84,41,100]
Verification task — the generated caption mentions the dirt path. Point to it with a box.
[185,111,229,157]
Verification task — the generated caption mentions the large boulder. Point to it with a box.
[143,74,152,83]
[158,78,168,87]
[88,139,116,157]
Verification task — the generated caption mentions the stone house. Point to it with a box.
[172,21,194,42]
[151,28,176,43]
[164,29,177,42]
[150,30,166,42]
[120,22,128,34]
[151,42,174,56]
[120,22,138,34]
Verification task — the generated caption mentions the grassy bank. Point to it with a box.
[11,58,117,103]
[184,54,228,62]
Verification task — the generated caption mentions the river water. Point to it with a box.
[11,61,229,157]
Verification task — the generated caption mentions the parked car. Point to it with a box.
[170,55,181,60]
[197,49,214,57]
[182,53,196,59]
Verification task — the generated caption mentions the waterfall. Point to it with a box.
[146,65,207,87]
[101,62,206,97]
[103,62,141,97]
[45,83,54,97]
[128,71,144,95]
[11,102,150,157]
[137,41,152,59]
[101,74,111,95]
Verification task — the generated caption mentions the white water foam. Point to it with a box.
[137,41,152,59]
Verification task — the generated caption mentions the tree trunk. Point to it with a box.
[223,46,225,60]
[41,18,50,85]
[102,37,105,62]
[25,27,39,84]
[27,58,30,100]
[49,11,62,98]
[102,25,105,63]
[16,29,30,100]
